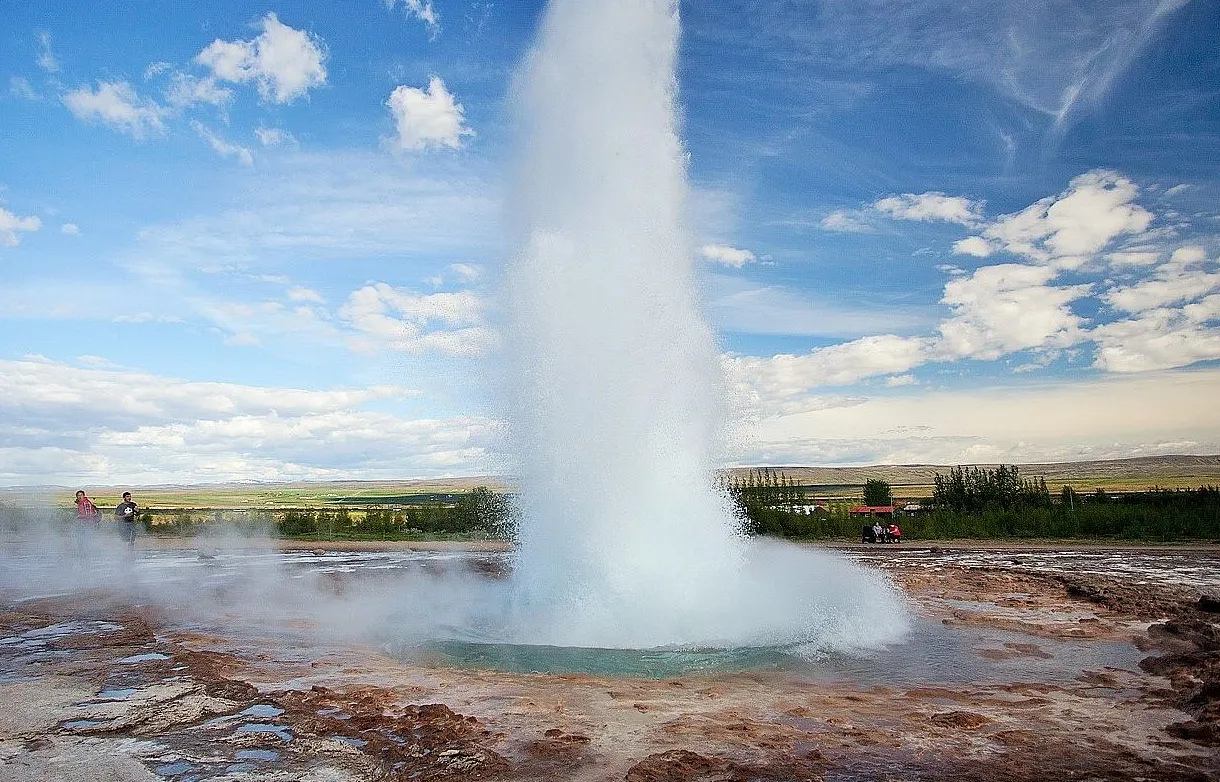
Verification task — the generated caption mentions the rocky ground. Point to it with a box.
[1,548,1217,781]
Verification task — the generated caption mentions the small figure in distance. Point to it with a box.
[116,491,139,547]
[888,522,902,544]
[872,521,884,543]
[74,490,101,554]
[76,490,100,527]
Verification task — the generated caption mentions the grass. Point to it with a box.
[24,456,1220,510]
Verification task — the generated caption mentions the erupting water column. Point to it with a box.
[504,0,743,648]
[502,0,909,652]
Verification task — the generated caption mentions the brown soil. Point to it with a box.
[2,553,1218,781]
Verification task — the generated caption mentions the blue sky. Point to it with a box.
[2,0,1219,486]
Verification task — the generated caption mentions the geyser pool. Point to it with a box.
[497,0,910,654]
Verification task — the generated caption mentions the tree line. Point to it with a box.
[16,468,1220,543]
[721,465,1220,542]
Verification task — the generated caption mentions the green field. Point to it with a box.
[13,454,1219,511]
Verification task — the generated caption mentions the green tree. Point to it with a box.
[863,479,892,506]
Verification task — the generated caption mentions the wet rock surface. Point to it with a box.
[2,546,1218,781]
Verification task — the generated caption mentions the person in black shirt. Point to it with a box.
[115,491,138,546]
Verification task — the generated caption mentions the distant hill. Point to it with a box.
[9,455,1219,507]
[724,455,1220,496]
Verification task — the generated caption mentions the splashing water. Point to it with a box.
[500,0,910,653]
[0,0,910,671]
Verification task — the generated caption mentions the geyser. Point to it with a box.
[500,0,910,653]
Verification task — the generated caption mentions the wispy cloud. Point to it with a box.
[123,149,501,275]
[9,76,40,101]
[165,72,233,109]
[0,207,42,247]
[383,0,441,39]
[63,81,169,138]
[35,31,59,73]
[190,120,254,165]
[339,282,497,356]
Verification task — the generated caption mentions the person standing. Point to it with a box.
[75,490,100,527]
[74,490,101,553]
[115,491,139,546]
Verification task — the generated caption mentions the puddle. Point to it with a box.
[234,748,281,761]
[23,621,124,640]
[235,723,293,741]
[152,760,197,775]
[119,653,170,664]
[239,704,284,718]
[317,706,350,719]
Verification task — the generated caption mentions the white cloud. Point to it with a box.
[340,282,496,356]
[738,368,1220,467]
[1092,301,1220,373]
[384,0,441,38]
[36,31,59,73]
[9,76,39,100]
[937,263,1090,360]
[952,236,993,257]
[165,72,233,108]
[193,298,340,349]
[0,207,42,247]
[1104,245,1219,313]
[724,334,931,412]
[196,12,328,104]
[255,126,295,146]
[386,77,473,150]
[1107,250,1161,267]
[885,374,918,387]
[63,81,168,138]
[190,120,254,165]
[144,61,173,78]
[699,244,756,267]
[0,356,408,427]
[982,170,1153,266]
[819,209,872,233]
[60,223,79,235]
[447,263,482,282]
[874,192,983,226]
[1170,245,1207,265]
[427,263,484,287]
[287,286,324,303]
[0,356,499,485]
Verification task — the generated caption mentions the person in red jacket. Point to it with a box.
[887,522,902,543]
[75,490,100,527]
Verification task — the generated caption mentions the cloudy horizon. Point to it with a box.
[2,0,1218,487]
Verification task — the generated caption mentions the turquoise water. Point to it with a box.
[404,615,1143,683]
[418,640,797,678]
